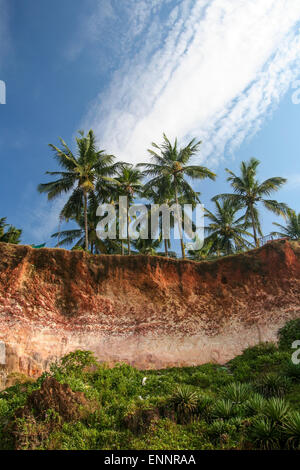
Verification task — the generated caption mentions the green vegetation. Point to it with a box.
[0,217,22,244]
[1,320,300,450]
[272,210,300,241]
[35,130,295,258]
[213,157,289,247]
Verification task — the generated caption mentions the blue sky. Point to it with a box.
[0,0,300,247]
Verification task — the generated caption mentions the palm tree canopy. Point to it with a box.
[271,210,300,240]
[212,158,289,244]
[0,217,22,244]
[205,199,254,255]
[38,130,121,214]
[138,133,216,203]
[213,158,288,216]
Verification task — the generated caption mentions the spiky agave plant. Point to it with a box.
[170,385,198,421]
[221,382,253,404]
[245,394,267,416]
[282,411,300,449]
[263,397,290,424]
[248,417,280,450]
[254,373,291,398]
[212,399,237,420]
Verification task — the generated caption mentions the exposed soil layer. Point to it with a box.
[0,240,299,383]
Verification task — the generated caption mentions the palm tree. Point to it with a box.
[114,165,144,255]
[271,210,300,240]
[213,158,289,247]
[142,183,173,257]
[38,130,119,251]
[138,134,216,258]
[204,199,254,256]
[0,218,22,244]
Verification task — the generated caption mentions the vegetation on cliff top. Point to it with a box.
[0,320,300,451]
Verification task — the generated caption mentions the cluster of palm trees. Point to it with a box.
[37,130,299,260]
[0,218,22,245]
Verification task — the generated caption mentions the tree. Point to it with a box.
[0,218,22,244]
[38,130,118,251]
[114,165,144,255]
[204,199,254,256]
[213,158,289,247]
[271,210,300,240]
[138,134,216,258]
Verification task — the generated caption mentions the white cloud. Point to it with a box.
[80,0,300,166]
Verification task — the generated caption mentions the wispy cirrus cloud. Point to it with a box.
[78,0,300,166]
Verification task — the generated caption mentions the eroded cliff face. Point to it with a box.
[0,240,299,384]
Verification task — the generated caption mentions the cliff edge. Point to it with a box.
[0,240,300,383]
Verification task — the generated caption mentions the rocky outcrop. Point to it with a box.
[0,240,299,383]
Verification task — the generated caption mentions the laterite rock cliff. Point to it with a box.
[0,240,300,386]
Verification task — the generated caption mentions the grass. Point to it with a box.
[1,323,300,450]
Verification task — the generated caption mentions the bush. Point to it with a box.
[212,399,237,420]
[245,394,267,416]
[187,372,211,388]
[284,361,300,382]
[282,411,300,449]
[248,417,280,450]
[221,382,252,404]
[254,373,291,398]
[278,319,300,350]
[263,398,290,424]
[170,386,198,422]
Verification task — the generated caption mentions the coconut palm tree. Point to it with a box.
[38,130,119,251]
[138,134,216,258]
[0,218,22,244]
[205,199,254,256]
[271,210,300,240]
[114,165,144,255]
[213,158,289,247]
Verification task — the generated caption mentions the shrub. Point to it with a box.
[221,382,252,404]
[263,398,290,424]
[207,419,237,444]
[212,399,237,420]
[50,350,97,378]
[248,417,280,450]
[254,373,291,398]
[187,372,211,388]
[278,319,300,350]
[284,361,300,382]
[282,411,300,449]
[196,394,214,420]
[245,394,267,416]
[170,386,198,422]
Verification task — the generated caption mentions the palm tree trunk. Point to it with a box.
[127,198,131,255]
[83,191,89,251]
[164,239,168,257]
[250,204,259,247]
[174,183,185,259]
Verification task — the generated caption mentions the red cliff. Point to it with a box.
[0,240,300,383]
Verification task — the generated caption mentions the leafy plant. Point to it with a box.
[248,417,280,450]
[282,411,300,449]
[283,361,300,382]
[245,394,267,416]
[221,382,252,404]
[212,399,237,420]
[263,398,290,424]
[277,319,300,351]
[254,373,291,398]
[170,386,198,421]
